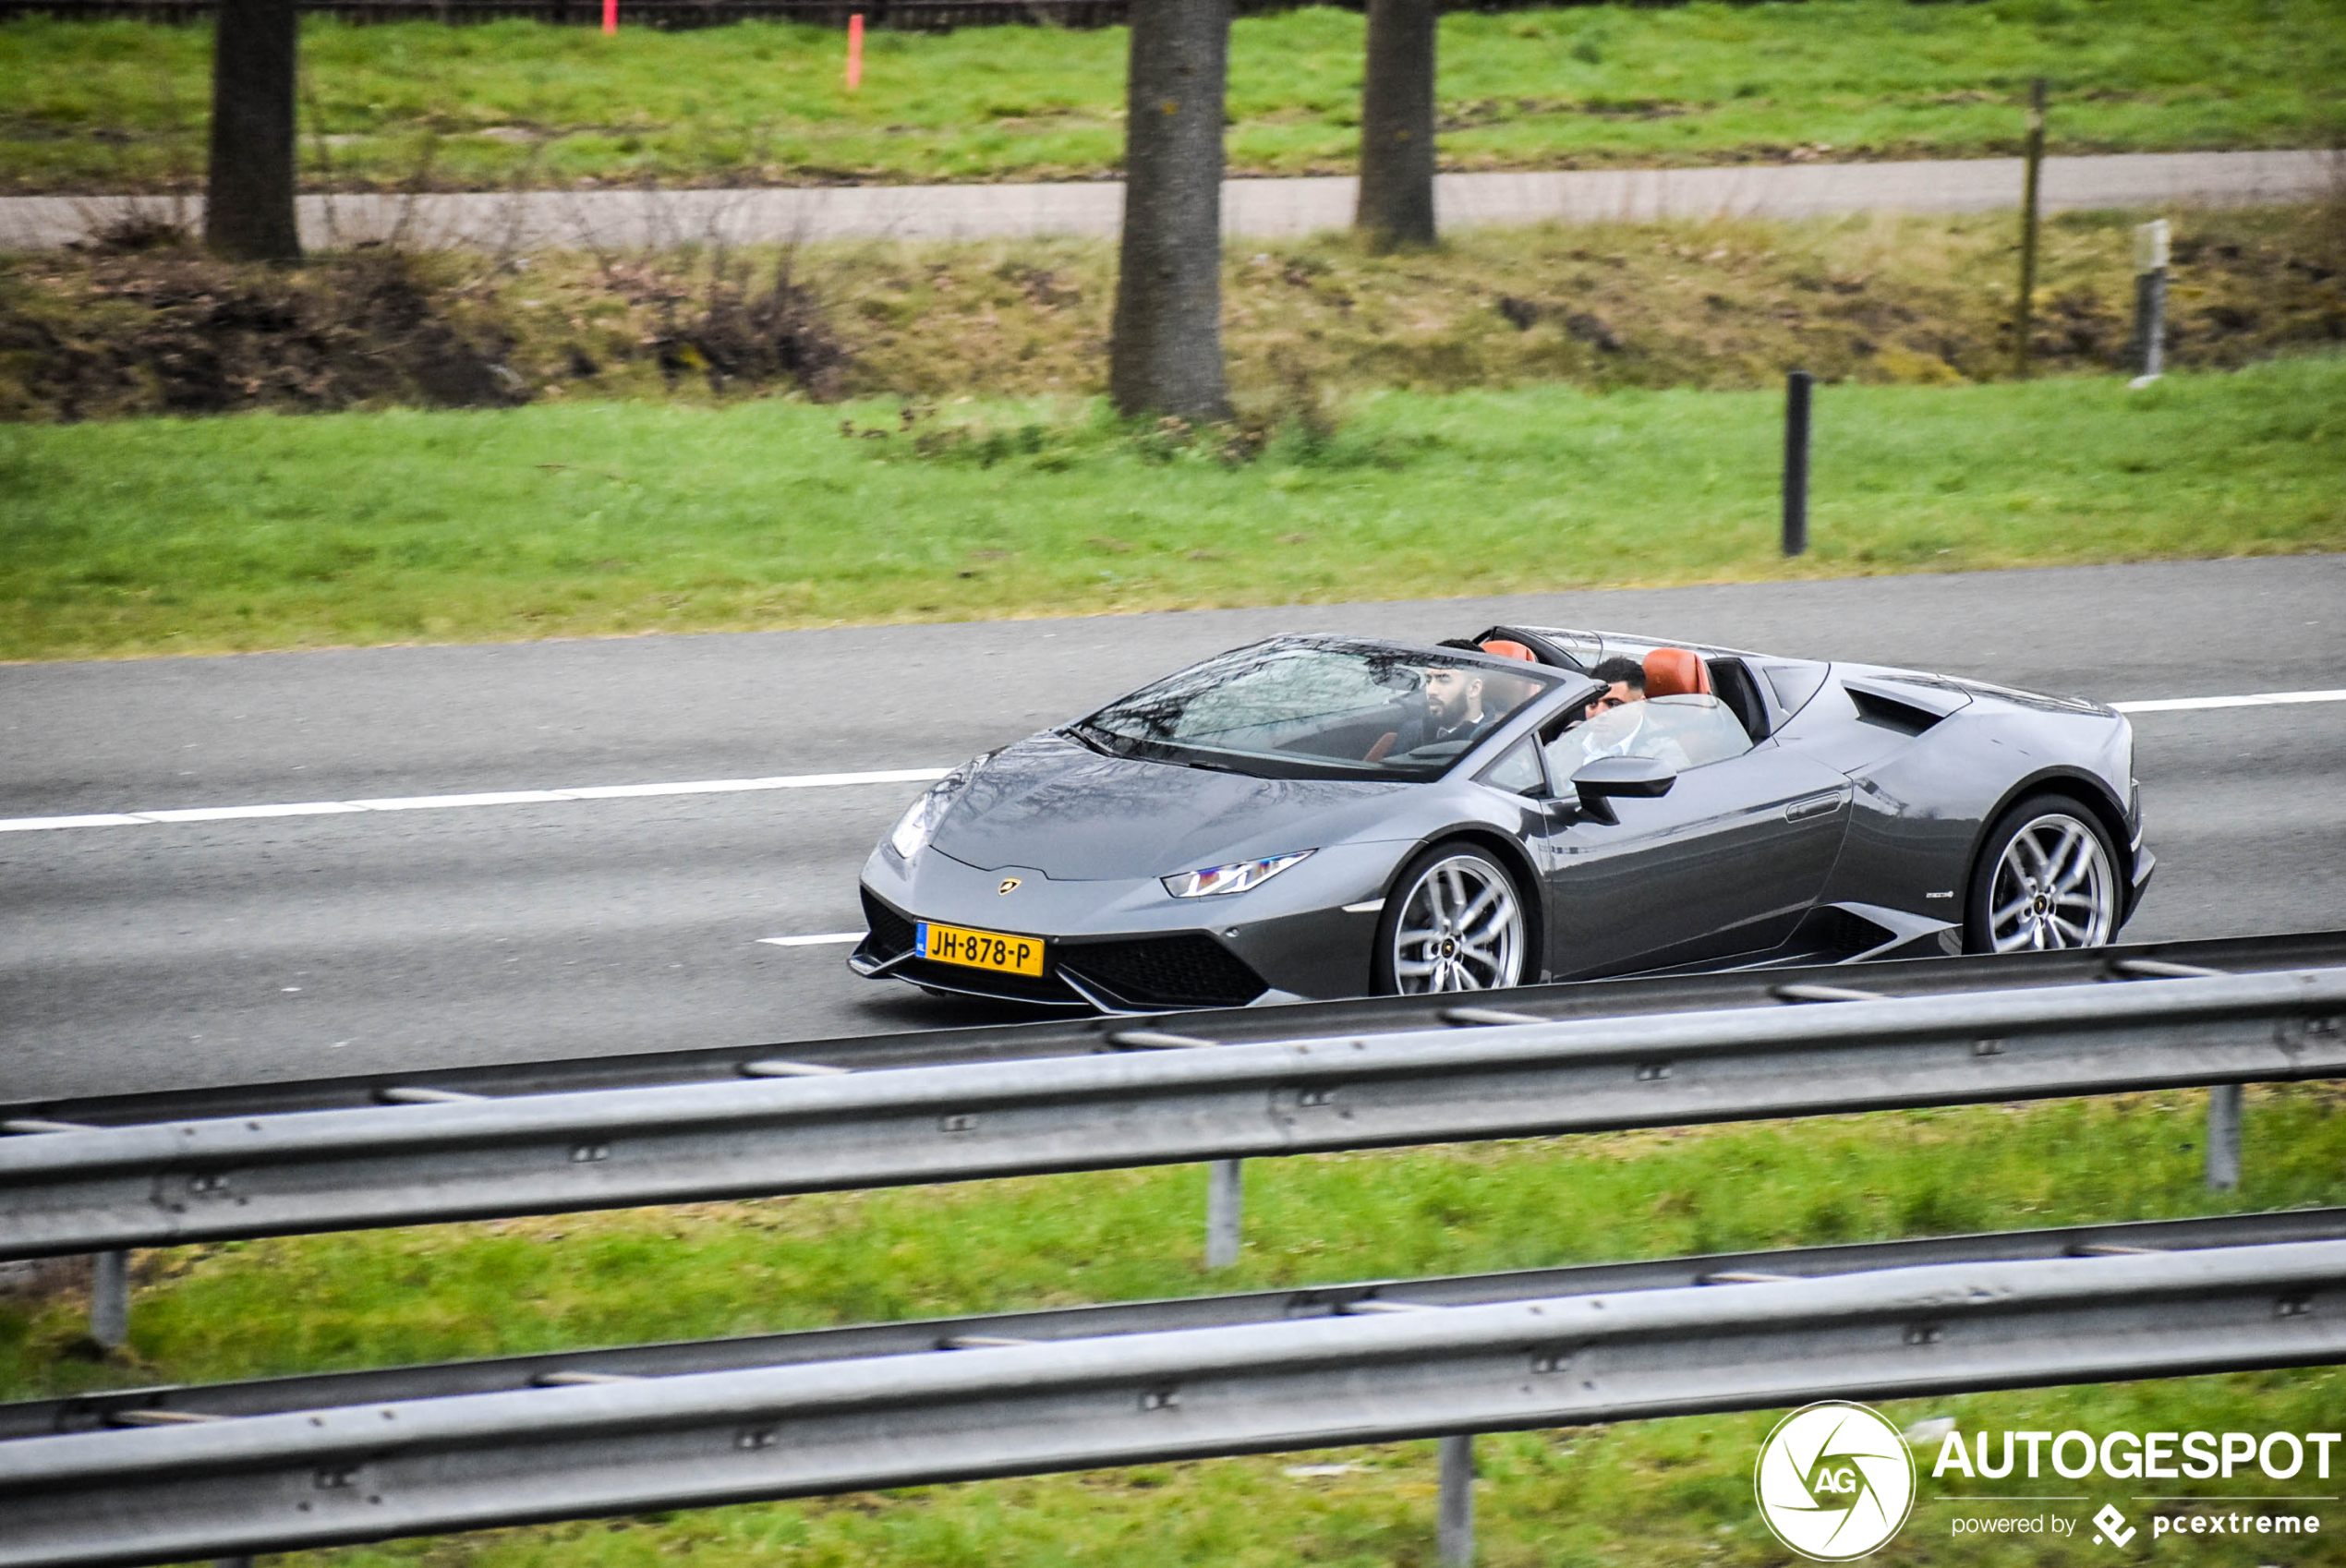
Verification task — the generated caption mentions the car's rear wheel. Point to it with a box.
[1375,844,1528,995]
[1966,794,2120,955]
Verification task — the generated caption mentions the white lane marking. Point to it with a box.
[0,766,951,834]
[758,933,865,947]
[4,686,2342,836]
[2110,688,2346,715]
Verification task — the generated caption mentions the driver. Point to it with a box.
[1423,664,1487,745]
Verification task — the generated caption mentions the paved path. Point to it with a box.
[3,556,2342,1102]
[5,150,2329,252]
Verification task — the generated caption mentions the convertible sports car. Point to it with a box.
[852,626,2152,1012]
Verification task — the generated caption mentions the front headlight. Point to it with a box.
[888,765,975,862]
[1162,850,1313,899]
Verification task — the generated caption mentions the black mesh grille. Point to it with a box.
[1061,934,1266,1009]
[861,889,917,959]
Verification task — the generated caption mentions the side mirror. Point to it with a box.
[1570,755,1677,825]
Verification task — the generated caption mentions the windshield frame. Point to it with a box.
[1067,636,1572,783]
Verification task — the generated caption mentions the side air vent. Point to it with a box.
[1843,676,1971,737]
[860,889,918,959]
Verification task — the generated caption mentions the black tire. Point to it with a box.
[1372,841,1531,995]
[1964,792,2121,955]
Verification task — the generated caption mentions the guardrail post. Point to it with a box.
[2207,1085,2243,1190]
[1781,368,1812,558]
[1205,1159,1244,1268]
[1438,1433,1476,1565]
[89,1250,129,1349]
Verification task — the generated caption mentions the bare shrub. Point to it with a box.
[663,251,850,401]
[77,207,194,256]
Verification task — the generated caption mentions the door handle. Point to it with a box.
[1784,790,1846,822]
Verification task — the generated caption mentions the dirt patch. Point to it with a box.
[0,1256,90,1305]
[0,242,529,421]
[0,236,855,421]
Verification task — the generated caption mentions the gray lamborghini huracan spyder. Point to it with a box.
[852,625,2151,1012]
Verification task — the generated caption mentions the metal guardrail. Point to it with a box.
[13,929,2344,1130]
[10,1206,2341,1441]
[6,1225,2345,1567]
[4,966,2342,1259]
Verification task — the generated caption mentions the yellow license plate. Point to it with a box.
[917,921,1046,977]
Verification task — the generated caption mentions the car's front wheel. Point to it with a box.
[1374,844,1529,995]
[1965,793,2120,954]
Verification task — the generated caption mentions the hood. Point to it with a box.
[929,731,1405,881]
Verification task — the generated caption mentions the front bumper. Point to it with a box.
[852,888,1272,1010]
[853,841,1399,1010]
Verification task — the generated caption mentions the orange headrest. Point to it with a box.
[1643,647,1712,698]
[1479,639,1539,664]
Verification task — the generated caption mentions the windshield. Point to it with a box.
[1075,640,1556,780]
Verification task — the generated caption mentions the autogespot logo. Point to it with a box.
[1755,1402,1918,1561]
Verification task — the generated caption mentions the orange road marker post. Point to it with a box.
[847,14,865,90]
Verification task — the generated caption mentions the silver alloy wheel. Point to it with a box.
[1987,812,2116,953]
[1391,853,1525,994]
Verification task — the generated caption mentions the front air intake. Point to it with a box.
[1060,935,1267,1009]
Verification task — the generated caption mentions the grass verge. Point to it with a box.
[3,354,2342,661]
[4,0,2343,195]
[7,1087,2345,1564]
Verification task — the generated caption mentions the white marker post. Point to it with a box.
[2207,1083,2243,1190]
[1204,1159,1243,1268]
[89,1249,129,1349]
[2130,219,2169,386]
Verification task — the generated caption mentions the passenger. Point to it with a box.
[1569,657,1693,774]
[1590,656,1648,714]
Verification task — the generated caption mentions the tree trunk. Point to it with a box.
[205,0,301,262]
[1354,0,1437,251]
[1109,0,1231,422]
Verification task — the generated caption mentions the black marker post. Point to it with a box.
[1782,368,1812,558]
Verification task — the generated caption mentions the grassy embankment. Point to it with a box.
[9,1087,2346,1566]
[8,203,2341,422]
[3,0,2341,194]
[3,353,2341,661]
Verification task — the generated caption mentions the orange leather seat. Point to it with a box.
[1479,639,1539,664]
[1643,647,1713,698]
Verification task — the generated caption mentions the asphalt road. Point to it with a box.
[4,556,2341,1104]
